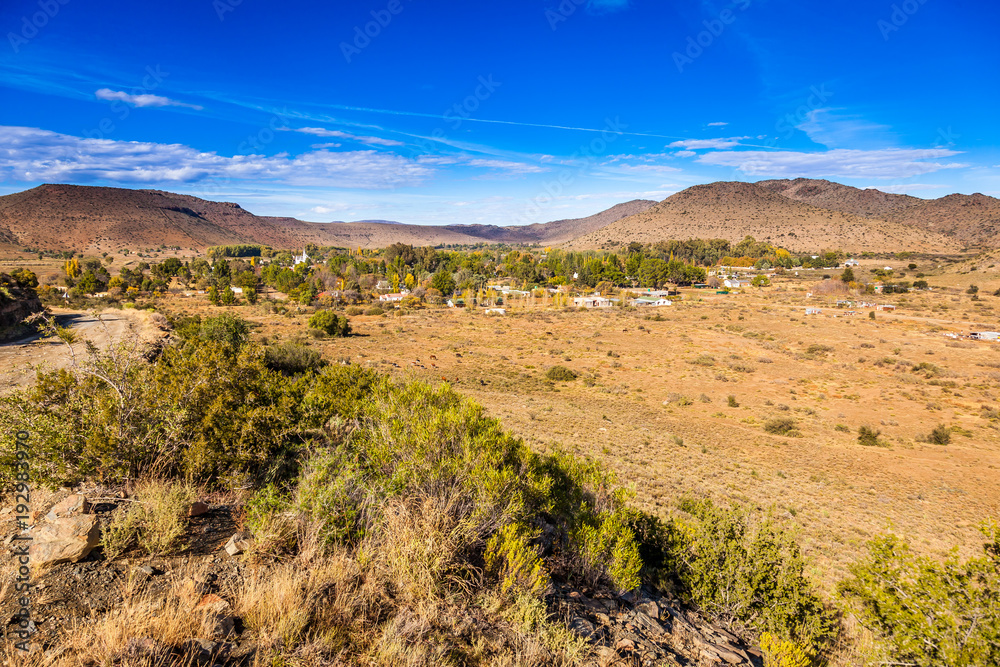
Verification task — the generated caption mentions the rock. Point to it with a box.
[45,494,90,522]
[635,599,659,619]
[29,515,100,567]
[224,531,252,557]
[189,501,210,517]
[712,644,746,664]
[123,636,169,660]
[632,611,667,636]
[569,616,596,640]
[595,646,619,667]
[194,594,236,638]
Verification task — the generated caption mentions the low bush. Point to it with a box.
[764,418,798,436]
[102,480,197,558]
[345,306,364,316]
[727,395,740,408]
[858,425,886,447]
[928,423,951,445]
[263,342,325,375]
[364,306,385,316]
[546,365,578,381]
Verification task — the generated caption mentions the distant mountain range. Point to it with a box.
[0,180,996,255]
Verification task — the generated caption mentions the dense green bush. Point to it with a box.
[840,525,1000,666]
[546,365,578,381]
[764,417,799,436]
[663,498,835,657]
[308,310,351,337]
[929,423,952,445]
[858,425,885,447]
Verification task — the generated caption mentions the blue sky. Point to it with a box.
[1,0,997,225]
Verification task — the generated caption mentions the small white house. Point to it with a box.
[845,259,860,267]
[633,297,672,307]
[805,307,822,315]
[573,295,612,308]
[483,308,506,316]
[379,291,408,303]
[724,278,751,289]
[293,250,310,266]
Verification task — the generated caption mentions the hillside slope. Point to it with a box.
[0,185,647,252]
[756,178,923,219]
[758,178,1000,249]
[565,182,962,253]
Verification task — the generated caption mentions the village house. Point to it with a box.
[292,250,310,266]
[724,278,751,289]
[844,259,860,267]
[379,290,409,303]
[573,295,612,308]
[632,296,672,307]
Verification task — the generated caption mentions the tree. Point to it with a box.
[751,275,770,289]
[309,310,351,337]
[431,270,456,296]
[841,267,855,283]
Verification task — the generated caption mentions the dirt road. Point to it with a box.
[0,308,139,393]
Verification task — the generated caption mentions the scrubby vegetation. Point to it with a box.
[545,365,579,381]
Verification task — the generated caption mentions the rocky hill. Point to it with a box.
[565,181,962,253]
[756,178,924,219]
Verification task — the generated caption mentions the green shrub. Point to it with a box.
[308,310,351,337]
[546,365,578,381]
[364,307,385,316]
[806,344,834,356]
[345,306,364,316]
[485,523,548,598]
[727,395,740,408]
[929,423,951,445]
[858,425,886,447]
[264,342,325,375]
[839,525,1000,667]
[764,418,798,436]
[664,498,835,655]
[834,423,850,433]
[101,480,197,558]
[689,354,716,366]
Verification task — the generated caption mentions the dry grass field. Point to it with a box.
[144,268,1000,594]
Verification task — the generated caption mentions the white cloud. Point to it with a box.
[310,142,342,149]
[668,137,748,150]
[795,109,892,149]
[707,121,729,127]
[95,88,203,110]
[673,150,696,158]
[463,158,544,174]
[699,148,967,179]
[283,127,404,147]
[0,126,430,189]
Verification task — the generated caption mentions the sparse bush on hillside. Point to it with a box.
[102,479,197,558]
[764,418,799,436]
[364,306,385,316]
[546,365,578,381]
[727,395,740,408]
[345,306,364,316]
[858,425,886,448]
[928,423,952,445]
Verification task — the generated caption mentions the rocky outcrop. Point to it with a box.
[555,584,763,667]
